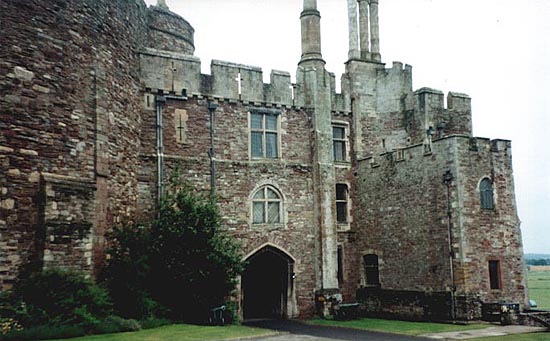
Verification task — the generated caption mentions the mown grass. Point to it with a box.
[310,317,489,336]
[46,324,275,341]
[528,270,550,310]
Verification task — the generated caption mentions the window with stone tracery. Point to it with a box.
[252,186,282,225]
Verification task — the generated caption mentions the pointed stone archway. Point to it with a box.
[241,244,296,320]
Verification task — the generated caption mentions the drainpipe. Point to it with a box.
[208,101,218,203]
[155,94,166,213]
[443,170,457,320]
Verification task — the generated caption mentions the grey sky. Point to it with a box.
[145,0,549,254]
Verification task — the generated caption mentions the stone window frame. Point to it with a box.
[332,121,350,164]
[248,109,282,160]
[488,259,502,290]
[478,177,495,210]
[249,183,286,229]
[335,183,351,230]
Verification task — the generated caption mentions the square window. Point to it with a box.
[250,112,279,159]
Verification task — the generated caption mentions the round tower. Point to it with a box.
[147,0,195,55]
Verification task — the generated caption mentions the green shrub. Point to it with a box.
[104,178,245,323]
[0,324,85,341]
[94,316,141,334]
[0,292,29,334]
[13,269,112,328]
[140,317,172,330]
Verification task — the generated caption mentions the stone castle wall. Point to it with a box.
[451,138,527,308]
[137,95,319,317]
[0,0,147,287]
[353,136,527,319]
[1,0,526,322]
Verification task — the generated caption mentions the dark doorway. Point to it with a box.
[242,246,293,319]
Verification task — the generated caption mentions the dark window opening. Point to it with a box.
[336,184,348,223]
[480,178,494,209]
[489,260,501,290]
[364,254,380,286]
[337,245,344,283]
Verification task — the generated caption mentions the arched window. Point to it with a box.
[480,178,494,209]
[252,186,282,224]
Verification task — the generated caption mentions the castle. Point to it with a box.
[0,0,528,320]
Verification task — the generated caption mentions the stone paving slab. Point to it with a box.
[420,325,548,340]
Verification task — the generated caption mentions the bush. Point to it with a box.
[0,292,29,334]
[0,324,85,341]
[140,318,171,330]
[94,316,141,334]
[12,269,112,328]
[104,179,245,323]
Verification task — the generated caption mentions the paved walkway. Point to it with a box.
[242,319,430,340]
[241,319,548,341]
[420,325,548,340]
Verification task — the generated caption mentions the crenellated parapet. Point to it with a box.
[413,88,472,142]
[140,49,316,109]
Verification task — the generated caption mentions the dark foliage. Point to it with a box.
[11,269,112,328]
[104,181,244,323]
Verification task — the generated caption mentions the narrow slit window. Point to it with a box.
[336,184,349,223]
[489,260,501,290]
[337,245,344,283]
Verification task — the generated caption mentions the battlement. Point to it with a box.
[140,49,312,108]
[359,135,512,170]
[414,88,471,112]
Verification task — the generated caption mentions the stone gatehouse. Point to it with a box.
[0,0,527,320]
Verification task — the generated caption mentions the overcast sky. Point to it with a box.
[145,0,549,254]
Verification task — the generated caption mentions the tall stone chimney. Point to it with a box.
[299,0,324,65]
[157,0,168,10]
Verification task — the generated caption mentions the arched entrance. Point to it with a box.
[242,245,294,319]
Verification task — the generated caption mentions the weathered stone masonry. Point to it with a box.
[1,0,527,321]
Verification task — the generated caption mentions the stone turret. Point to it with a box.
[147,0,195,55]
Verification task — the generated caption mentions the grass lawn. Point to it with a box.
[528,270,550,310]
[47,324,276,341]
[310,317,489,336]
